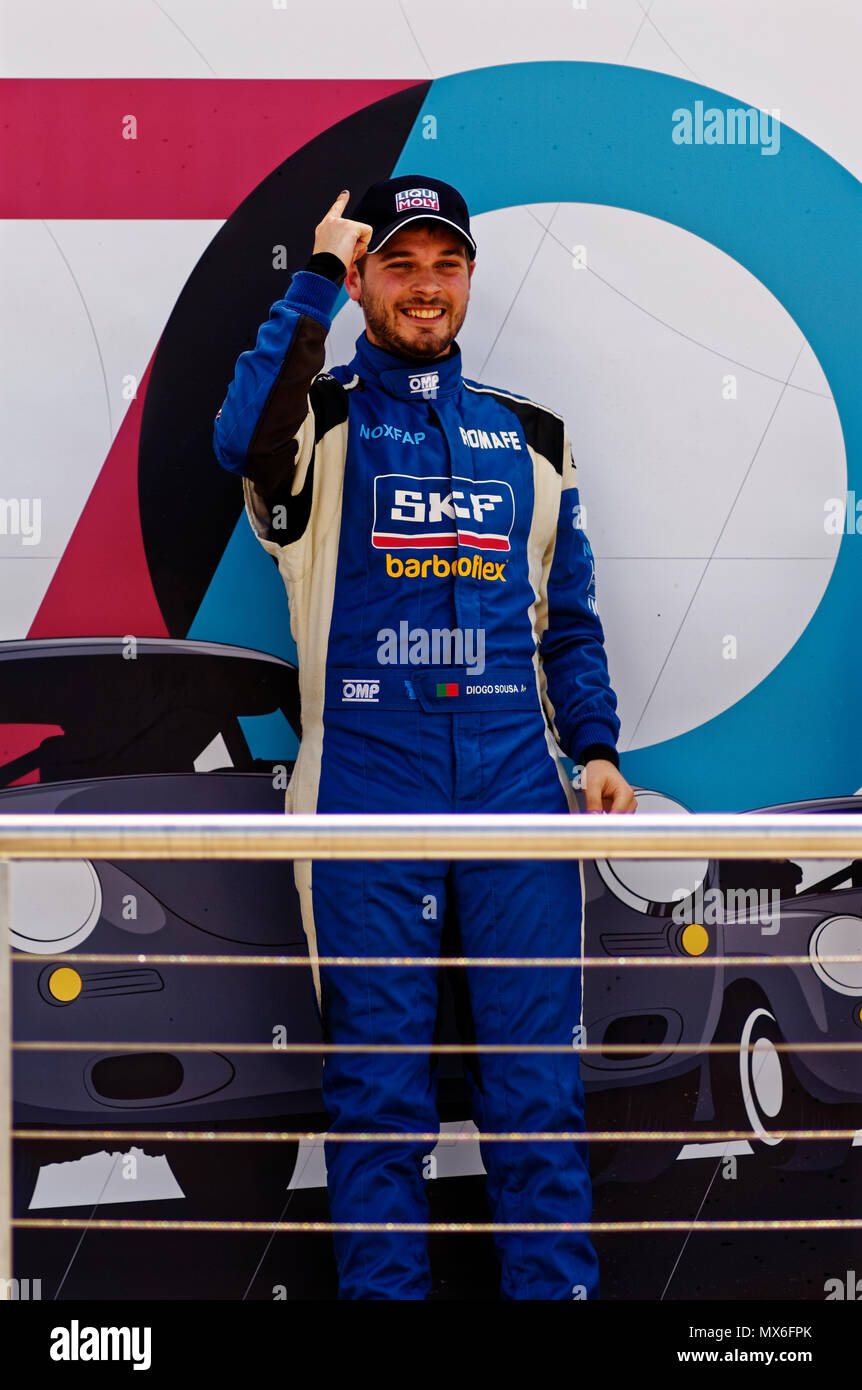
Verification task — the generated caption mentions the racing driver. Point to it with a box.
[213,175,637,1300]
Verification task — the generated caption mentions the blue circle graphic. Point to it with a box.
[391,61,861,809]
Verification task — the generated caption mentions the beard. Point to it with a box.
[358,283,468,361]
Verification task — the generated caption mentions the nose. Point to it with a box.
[407,265,445,297]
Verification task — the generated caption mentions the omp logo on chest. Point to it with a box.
[372,474,514,552]
[409,371,438,396]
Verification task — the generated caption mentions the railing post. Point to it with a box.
[0,859,10,1283]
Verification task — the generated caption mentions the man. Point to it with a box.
[213,174,637,1300]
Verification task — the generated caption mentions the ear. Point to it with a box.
[344,262,362,303]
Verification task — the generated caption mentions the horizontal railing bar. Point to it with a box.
[10,952,862,968]
[3,811,862,859]
[11,1040,862,1054]
[13,1218,862,1234]
[12,1128,862,1143]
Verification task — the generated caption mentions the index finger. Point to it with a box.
[329,189,350,213]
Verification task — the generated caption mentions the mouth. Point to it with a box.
[401,306,446,322]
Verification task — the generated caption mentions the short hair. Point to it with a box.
[356,221,471,277]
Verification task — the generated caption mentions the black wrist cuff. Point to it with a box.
[578,743,620,770]
[304,251,348,285]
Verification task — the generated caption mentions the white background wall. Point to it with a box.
[2,0,859,757]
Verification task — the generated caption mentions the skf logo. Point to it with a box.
[396,187,440,213]
[342,679,380,703]
[408,371,439,396]
[373,474,515,552]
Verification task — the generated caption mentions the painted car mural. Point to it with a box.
[5,639,858,1206]
[710,795,862,1170]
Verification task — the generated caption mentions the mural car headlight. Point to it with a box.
[809,915,862,996]
[10,860,102,954]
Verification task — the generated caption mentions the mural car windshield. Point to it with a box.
[0,638,300,786]
[718,857,862,906]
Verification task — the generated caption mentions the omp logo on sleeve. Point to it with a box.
[373,474,514,552]
[395,188,440,212]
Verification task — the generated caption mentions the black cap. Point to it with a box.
[351,174,476,259]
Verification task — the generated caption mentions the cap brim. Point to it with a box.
[367,214,476,258]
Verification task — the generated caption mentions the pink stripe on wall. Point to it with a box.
[28,357,169,638]
[0,79,420,218]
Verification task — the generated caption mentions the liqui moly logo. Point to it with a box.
[395,187,440,212]
[372,473,515,552]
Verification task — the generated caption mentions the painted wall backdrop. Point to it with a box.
[2,0,861,1301]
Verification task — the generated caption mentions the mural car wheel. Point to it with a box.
[713,986,859,1171]
[738,1006,792,1149]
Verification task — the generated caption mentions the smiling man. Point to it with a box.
[350,218,471,360]
[213,174,635,1301]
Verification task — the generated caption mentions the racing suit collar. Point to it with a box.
[349,330,463,402]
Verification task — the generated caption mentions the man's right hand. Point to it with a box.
[312,190,373,273]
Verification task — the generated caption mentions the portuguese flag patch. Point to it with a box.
[436,683,459,698]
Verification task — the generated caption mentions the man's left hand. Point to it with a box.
[579,759,638,814]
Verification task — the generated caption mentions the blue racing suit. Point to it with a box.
[213,254,621,1299]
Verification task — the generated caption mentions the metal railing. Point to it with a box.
[4,810,862,1285]
[5,809,862,859]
